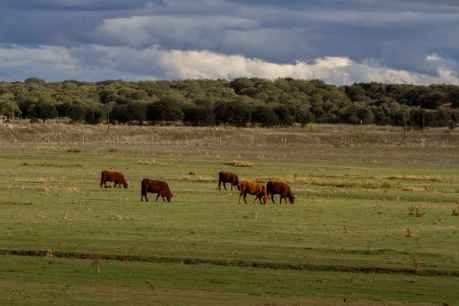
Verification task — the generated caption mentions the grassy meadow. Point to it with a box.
[0,123,458,305]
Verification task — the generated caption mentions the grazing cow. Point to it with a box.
[266,181,295,204]
[238,180,268,205]
[218,171,239,190]
[100,170,128,189]
[141,178,173,202]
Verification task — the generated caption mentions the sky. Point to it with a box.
[1,0,459,85]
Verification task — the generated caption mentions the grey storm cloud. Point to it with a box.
[0,0,458,84]
[1,0,160,11]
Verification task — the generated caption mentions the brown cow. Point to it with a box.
[218,171,239,190]
[266,181,295,204]
[100,170,128,188]
[238,180,268,205]
[141,178,173,202]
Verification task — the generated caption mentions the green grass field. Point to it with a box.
[0,124,458,305]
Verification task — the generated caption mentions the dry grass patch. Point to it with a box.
[65,186,80,193]
[405,228,413,238]
[401,186,433,193]
[227,160,255,167]
[408,206,426,217]
[387,175,442,183]
[136,160,157,166]
[136,159,170,166]
[452,203,459,216]
[177,175,215,182]
[21,162,83,168]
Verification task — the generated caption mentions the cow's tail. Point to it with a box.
[100,171,105,187]
[166,186,173,202]
[218,172,222,189]
[140,179,147,200]
[266,181,273,195]
[287,187,295,204]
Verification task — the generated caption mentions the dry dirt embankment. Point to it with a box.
[1,122,459,162]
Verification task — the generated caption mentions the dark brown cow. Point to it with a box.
[266,181,295,204]
[100,170,128,188]
[218,171,239,190]
[238,180,268,205]
[141,178,173,202]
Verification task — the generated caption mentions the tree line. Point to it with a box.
[1,77,459,128]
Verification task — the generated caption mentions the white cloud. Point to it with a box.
[159,49,459,85]
[0,44,458,85]
[0,45,79,71]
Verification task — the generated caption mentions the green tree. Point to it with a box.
[273,105,295,126]
[183,104,215,126]
[28,99,58,121]
[214,101,252,126]
[147,98,184,122]
[0,94,21,119]
[449,88,459,108]
[251,105,279,127]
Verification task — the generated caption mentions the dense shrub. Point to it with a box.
[1,78,459,127]
[27,99,58,121]
[251,105,279,127]
[183,104,215,126]
[147,99,184,122]
[214,101,252,126]
[0,95,21,119]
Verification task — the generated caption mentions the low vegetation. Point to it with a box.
[1,78,459,128]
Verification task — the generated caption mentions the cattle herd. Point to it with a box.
[100,170,295,205]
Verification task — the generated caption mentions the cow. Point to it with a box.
[141,178,173,202]
[100,170,128,189]
[266,181,295,204]
[218,171,239,190]
[238,180,268,205]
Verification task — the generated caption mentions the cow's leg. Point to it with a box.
[223,182,227,190]
[238,192,242,204]
[271,194,276,204]
[155,193,160,201]
[218,180,222,190]
[243,193,248,204]
[258,194,264,205]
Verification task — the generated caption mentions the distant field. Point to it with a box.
[0,123,458,305]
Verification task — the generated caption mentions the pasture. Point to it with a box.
[0,123,459,305]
